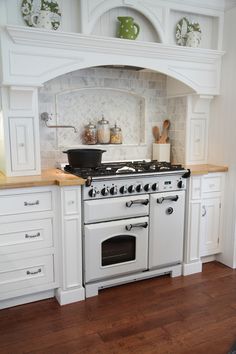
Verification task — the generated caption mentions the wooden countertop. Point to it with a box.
[0,169,85,189]
[0,164,228,190]
[185,164,228,175]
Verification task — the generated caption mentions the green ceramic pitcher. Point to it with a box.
[117,17,140,40]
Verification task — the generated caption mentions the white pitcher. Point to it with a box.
[31,10,53,30]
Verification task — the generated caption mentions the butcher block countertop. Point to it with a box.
[0,169,85,189]
[0,164,228,190]
[185,164,228,175]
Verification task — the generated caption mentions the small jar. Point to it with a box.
[97,115,110,144]
[110,123,122,144]
[83,122,97,145]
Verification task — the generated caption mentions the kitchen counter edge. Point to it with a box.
[185,164,228,175]
[0,169,85,189]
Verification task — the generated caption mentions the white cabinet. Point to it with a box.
[200,198,221,256]
[184,172,225,275]
[0,186,58,309]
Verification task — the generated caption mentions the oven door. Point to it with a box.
[84,216,148,283]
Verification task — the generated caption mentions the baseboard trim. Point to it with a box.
[0,290,54,310]
[55,287,85,305]
[183,261,202,275]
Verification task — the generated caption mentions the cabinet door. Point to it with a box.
[189,119,206,163]
[9,117,35,172]
[200,198,221,256]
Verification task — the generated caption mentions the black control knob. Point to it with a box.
[177,180,183,188]
[136,184,143,193]
[152,183,158,191]
[120,186,128,194]
[110,186,118,195]
[144,184,151,192]
[101,187,109,196]
[128,185,135,193]
[88,188,96,198]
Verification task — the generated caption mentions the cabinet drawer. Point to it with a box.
[0,255,54,294]
[0,219,53,254]
[0,191,52,216]
[202,176,222,194]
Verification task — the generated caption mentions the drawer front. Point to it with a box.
[0,191,52,216]
[0,255,54,294]
[84,194,149,223]
[202,176,222,194]
[0,219,53,254]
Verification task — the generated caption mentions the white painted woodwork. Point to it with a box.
[9,117,36,171]
[56,186,85,305]
[0,186,59,307]
[189,119,206,162]
[184,172,225,274]
[84,216,149,283]
[0,218,53,254]
[0,86,40,176]
[0,255,54,296]
[84,194,149,224]
[200,197,221,256]
[0,190,52,216]
[149,191,185,268]
[185,95,212,165]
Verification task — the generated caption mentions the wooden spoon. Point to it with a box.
[152,126,160,143]
[158,119,170,144]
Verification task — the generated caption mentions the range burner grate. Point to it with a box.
[64,160,185,179]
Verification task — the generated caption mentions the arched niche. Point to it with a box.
[91,7,161,43]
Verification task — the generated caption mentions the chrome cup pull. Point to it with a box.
[126,199,149,208]
[25,232,40,239]
[26,268,42,275]
[156,195,179,204]
[125,222,148,231]
[24,200,40,206]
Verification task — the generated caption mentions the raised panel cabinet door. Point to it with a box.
[200,198,221,256]
[9,117,35,171]
[189,119,206,163]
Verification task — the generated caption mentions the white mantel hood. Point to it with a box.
[1,25,224,95]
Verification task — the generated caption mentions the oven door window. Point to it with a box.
[102,236,136,266]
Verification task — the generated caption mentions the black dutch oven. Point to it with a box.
[63,148,106,168]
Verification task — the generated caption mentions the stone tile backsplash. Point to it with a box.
[38,67,186,168]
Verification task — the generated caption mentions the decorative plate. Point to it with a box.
[21,0,61,30]
[175,17,189,46]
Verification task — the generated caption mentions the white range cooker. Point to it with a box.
[64,161,190,297]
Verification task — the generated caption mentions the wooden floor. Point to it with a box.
[1,262,236,354]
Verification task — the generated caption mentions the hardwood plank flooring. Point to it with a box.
[1,262,236,354]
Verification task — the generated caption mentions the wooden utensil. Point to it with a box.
[158,119,170,144]
[152,126,160,143]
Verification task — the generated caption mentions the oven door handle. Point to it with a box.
[126,199,149,208]
[125,222,148,231]
[156,195,179,204]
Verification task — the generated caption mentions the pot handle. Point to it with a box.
[101,150,106,153]
[62,151,68,154]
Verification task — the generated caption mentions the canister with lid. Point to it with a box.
[83,122,97,145]
[97,115,110,144]
[110,123,122,144]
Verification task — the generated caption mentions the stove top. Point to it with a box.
[64,160,187,179]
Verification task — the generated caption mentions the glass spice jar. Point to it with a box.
[97,115,110,144]
[83,122,97,145]
[110,123,122,144]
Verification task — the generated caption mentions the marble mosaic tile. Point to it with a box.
[38,67,185,168]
